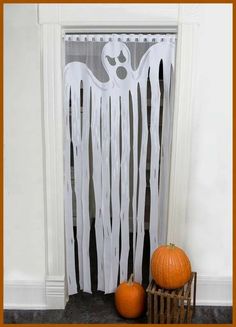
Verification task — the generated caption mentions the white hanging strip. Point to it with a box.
[71,85,84,290]
[64,84,78,295]
[149,63,161,260]
[158,56,172,245]
[119,90,130,283]
[81,82,92,293]
[109,92,121,292]
[101,94,112,294]
[130,86,138,271]
[168,58,176,159]
[134,78,148,284]
[91,92,105,291]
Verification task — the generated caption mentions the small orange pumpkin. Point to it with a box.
[115,273,145,318]
[151,243,191,289]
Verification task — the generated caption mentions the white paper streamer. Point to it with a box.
[64,84,77,295]
[158,57,171,246]
[110,93,121,292]
[134,79,148,284]
[119,91,130,283]
[81,83,92,293]
[71,85,84,290]
[130,86,138,271]
[91,92,104,291]
[101,94,112,293]
[149,64,161,260]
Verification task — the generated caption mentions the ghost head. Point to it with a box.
[102,41,132,85]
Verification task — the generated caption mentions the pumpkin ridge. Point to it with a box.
[183,251,191,275]
[168,249,174,288]
[171,247,179,288]
[164,247,170,286]
[167,247,174,287]
[178,248,191,285]
[152,250,158,283]
[177,248,184,272]
[160,247,167,287]
[182,249,190,274]
[151,249,161,281]
[160,247,170,287]
[177,249,185,285]
[165,247,172,288]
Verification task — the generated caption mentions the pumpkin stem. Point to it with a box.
[169,243,176,248]
[128,273,134,285]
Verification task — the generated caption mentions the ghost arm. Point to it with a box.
[64,61,112,92]
[135,42,175,82]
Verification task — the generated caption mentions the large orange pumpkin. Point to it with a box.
[115,274,145,318]
[151,243,191,289]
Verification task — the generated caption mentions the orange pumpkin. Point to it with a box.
[115,274,145,318]
[151,243,191,289]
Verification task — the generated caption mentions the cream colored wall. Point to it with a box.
[4,4,46,282]
[184,4,232,278]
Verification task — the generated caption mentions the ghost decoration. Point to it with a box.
[64,37,176,295]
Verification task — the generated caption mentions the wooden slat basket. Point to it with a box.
[146,272,197,324]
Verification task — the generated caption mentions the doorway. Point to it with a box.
[63,33,176,295]
[40,3,197,309]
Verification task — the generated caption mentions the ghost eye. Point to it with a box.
[118,51,126,63]
[106,56,116,66]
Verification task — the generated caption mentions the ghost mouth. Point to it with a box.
[116,66,127,80]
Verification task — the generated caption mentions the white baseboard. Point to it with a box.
[196,275,232,306]
[4,276,67,310]
[45,275,67,309]
[4,280,47,310]
[4,275,232,309]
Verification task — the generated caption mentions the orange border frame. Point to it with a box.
[1,1,233,327]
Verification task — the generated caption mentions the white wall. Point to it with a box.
[4,3,232,308]
[186,4,232,276]
[4,4,46,307]
[184,4,232,303]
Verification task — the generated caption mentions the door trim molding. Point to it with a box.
[41,23,66,309]
[39,3,199,308]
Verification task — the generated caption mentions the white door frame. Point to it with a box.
[38,4,199,308]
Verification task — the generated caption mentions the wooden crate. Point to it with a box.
[146,272,197,324]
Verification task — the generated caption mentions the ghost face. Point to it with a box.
[102,41,132,85]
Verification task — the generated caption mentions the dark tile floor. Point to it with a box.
[4,226,232,324]
[4,303,233,324]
